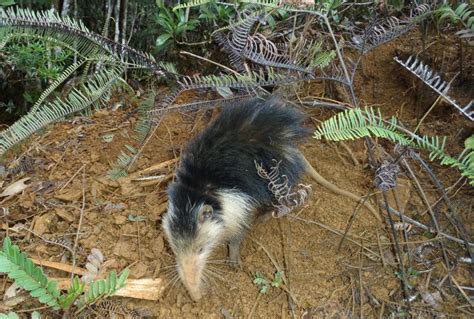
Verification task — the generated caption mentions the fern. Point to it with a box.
[394,56,473,121]
[305,41,336,69]
[435,3,474,37]
[76,269,129,313]
[314,107,474,185]
[0,7,170,75]
[0,237,129,313]
[350,4,432,54]
[173,0,213,11]
[0,65,123,155]
[0,313,20,319]
[57,276,84,310]
[29,58,87,114]
[0,237,61,309]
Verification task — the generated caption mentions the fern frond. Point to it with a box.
[305,41,336,69]
[351,4,432,54]
[0,237,61,309]
[76,269,129,313]
[30,58,87,114]
[58,276,84,310]
[0,66,123,156]
[107,94,156,179]
[0,312,20,319]
[395,55,473,121]
[173,0,213,11]
[314,107,474,185]
[178,68,312,91]
[435,3,474,38]
[0,7,172,76]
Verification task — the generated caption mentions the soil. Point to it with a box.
[0,29,473,318]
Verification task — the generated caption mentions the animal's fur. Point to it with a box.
[162,97,310,300]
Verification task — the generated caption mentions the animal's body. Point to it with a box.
[162,98,311,300]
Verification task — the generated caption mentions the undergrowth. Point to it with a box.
[0,237,129,316]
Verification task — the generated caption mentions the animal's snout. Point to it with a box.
[179,255,205,301]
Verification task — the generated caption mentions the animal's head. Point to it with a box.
[162,182,224,301]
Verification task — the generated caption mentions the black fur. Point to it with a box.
[166,97,309,242]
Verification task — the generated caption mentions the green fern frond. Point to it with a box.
[107,93,156,179]
[0,237,61,309]
[179,68,312,91]
[0,312,20,319]
[307,41,335,69]
[0,65,123,156]
[30,58,87,114]
[76,269,129,313]
[435,3,474,32]
[173,0,212,11]
[314,107,474,185]
[58,276,84,310]
[0,7,169,74]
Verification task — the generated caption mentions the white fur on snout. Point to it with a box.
[215,189,254,239]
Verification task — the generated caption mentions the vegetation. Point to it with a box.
[0,0,472,317]
[0,237,129,315]
[253,271,284,294]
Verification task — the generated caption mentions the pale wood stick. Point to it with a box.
[31,258,87,275]
[128,158,178,179]
[53,277,164,301]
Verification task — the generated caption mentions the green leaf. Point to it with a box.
[155,33,172,48]
[0,312,20,319]
[0,237,61,309]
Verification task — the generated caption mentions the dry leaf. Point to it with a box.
[0,177,31,197]
[33,212,56,236]
[55,188,82,201]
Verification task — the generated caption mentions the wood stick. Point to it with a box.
[128,158,178,179]
[32,258,87,276]
[53,277,164,301]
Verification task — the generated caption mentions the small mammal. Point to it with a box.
[162,97,378,301]
[162,97,311,301]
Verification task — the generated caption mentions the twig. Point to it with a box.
[31,258,86,275]
[59,163,86,191]
[54,277,164,301]
[247,293,261,319]
[380,204,473,247]
[71,166,86,281]
[393,187,413,267]
[180,50,240,76]
[359,241,364,318]
[337,195,367,251]
[401,160,452,274]
[442,264,474,307]
[381,190,412,312]
[249,237,299,307]
[340,141,360,166]
[279,219,296,318]
[412,153,473,261]
[289,215,382,259]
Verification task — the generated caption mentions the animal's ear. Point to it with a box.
[198,204,213,223]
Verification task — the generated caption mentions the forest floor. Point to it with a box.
[1,29,473,318]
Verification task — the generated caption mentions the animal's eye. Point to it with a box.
[198,247,204,254]
[198,204,213,223]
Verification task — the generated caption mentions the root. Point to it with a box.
[301,156,382,222]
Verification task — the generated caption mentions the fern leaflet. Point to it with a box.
[76,269,129,313]
[314,107,474,185]
[0,237,61,309]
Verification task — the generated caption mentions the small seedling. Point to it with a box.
[253,271,284,294]
[395,267,420,289]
